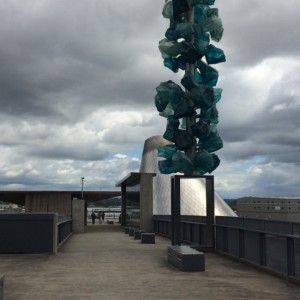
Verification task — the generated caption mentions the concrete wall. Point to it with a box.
[25,192,72,215]
[140,174,154,232]
[72,199,85,233]
[236,197,300,222]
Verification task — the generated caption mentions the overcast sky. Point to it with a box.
[0,0,299,199]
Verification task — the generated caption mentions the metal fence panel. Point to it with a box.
[227,228,240,257]
[265,234,288,274]
[244,231,261,264]
[295,239,300,278]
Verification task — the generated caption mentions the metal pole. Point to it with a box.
[185,0,196,167]
[81,177,84,200]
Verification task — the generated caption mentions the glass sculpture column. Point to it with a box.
[155,0,225,175]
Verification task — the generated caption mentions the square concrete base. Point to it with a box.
[0,274,4,300]
[134,230,146,240]
[124,227,130,234]
[129,228,135,236]
[168,245,205,272]
[141,233,155,244]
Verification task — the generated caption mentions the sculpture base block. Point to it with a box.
[168,245,205,272]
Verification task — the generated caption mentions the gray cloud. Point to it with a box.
[0,0,299,198]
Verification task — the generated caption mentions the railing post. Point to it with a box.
[171,176,181,246]
[287,237,295,277]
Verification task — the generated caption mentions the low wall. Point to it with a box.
[0,213,57,253]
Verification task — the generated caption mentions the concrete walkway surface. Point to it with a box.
[0,222,300,300]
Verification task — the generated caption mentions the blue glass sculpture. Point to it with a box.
[163,116,180,142]
[154,0,225,175]
[157,144,177,160]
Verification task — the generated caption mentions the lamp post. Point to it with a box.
[81,177,84,199]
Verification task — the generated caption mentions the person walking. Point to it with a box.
[101,211,105,222]
[91,212,96,224]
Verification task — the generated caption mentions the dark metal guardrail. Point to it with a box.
[215,216,300,281]
[153,215,300,281]
[153,215,209,245]
[57,214,72,248]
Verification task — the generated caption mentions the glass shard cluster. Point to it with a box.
[155,0,225,175]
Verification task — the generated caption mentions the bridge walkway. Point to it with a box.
[0,222,299,299]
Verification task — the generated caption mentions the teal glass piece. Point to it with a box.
[181,43,201,63]
[172,152,194,174]
[162,1,173,19]
[181,72,199,91]
[211,25,224,42]
[189,85,215,109]
[175,22,194,39]
[165,28,181,41]
[163,116,180,142]
[174,101,196,119]
[208,8,219,18]
[181,117,187,129]
[197,60,219,86]
[159,103,174,118]
[163,57,186,73]
[200,105,219,124]
[155,93,169,112]
[194,32,210,54]
[192,0,215,5]
[214,88,222,103]
[164,57,179,72]
[194,69,202,81]
[174,130,196,150]
[158,160,175,174]
[194,4,210,24]
[195,16,222,35]
[172,0,189,19]
[159,38,188,58]
[191,119,210,139]
[194,150,220,174]
[156,80,185,110]
[200,125,223,152]
[157,144,177,160]
[205,44,226,64]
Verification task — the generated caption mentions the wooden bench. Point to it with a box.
[168,245,205,271]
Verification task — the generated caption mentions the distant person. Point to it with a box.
[102,211,105,221]
[91,212,96,224]
[98,211,102,224]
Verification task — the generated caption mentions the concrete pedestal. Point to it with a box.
[141,233,155,244]
[168,245,205,272]
[134,230,146,240]
[0,274,4,300]
[129,228,135,236]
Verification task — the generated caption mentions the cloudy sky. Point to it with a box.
[0,0,299,199]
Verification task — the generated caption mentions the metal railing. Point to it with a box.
[153,215,300,281]
[215,217,300,280]
[57,214,72,247]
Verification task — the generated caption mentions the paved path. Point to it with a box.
[0,223,299,300]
